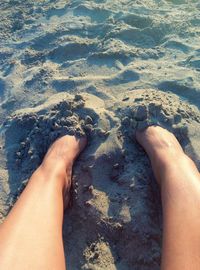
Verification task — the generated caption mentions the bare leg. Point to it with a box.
[0,135,87,270]
[136,126,200,270]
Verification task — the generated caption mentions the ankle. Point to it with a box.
[151,145,185,166]
[161,160,200,206]
[154,153,197,187]
[35,160,71,192]
[136,126,184,162]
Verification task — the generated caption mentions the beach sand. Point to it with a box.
[0,1,200,269]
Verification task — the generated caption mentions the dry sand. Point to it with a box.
[0,1,200,269]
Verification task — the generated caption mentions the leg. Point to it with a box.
[0,135,86,270]
[136,126,200,270]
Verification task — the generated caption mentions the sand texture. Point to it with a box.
[0,0,200,269]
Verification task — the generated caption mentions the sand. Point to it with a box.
[0,0,200,269]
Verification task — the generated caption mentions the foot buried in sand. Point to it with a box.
[135,125,185,185]
[41,135,87,208]
[136,125,184,159]
[118,89,200,188]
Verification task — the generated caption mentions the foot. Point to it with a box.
[136,125,183,157]
[41,135,87,208]
[136,126,185,184]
